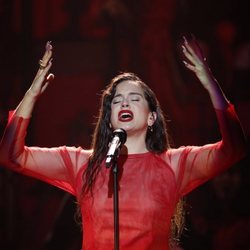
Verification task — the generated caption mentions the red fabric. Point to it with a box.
[0,104,246,249]
[79,153,176,249]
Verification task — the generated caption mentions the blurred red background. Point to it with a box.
[0,1,249,249]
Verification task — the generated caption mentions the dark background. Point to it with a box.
[0,0,249,249]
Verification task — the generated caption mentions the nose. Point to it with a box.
[121,98,129,107]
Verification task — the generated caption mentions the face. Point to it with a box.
[110,80,155,136]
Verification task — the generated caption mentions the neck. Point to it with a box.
[121,131,148,154]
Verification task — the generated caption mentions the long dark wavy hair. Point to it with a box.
[81,72,184,243]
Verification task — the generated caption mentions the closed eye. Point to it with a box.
[112,92,143,104]
[112,96,122,104]
[129,94,141,102]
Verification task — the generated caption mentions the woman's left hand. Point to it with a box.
[182,35,230,109]
[182,36,216,90]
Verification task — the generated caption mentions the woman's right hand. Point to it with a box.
[27,41,54,98]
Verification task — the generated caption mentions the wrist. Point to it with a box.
[207,84,229,110]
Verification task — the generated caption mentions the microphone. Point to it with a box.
[106,128,127,168]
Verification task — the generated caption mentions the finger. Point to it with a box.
[183,36,203,59]
[33,59,53,82]
[38,41,53,71]
[183,60,197,72]
[40,59,53,76]
[42,41,53,61]
[46,73,54,81]
[41,73,54,93]
[182,45,196,65]
[182,40,207,69]
[40,82,49,94]
[184,36,205,61]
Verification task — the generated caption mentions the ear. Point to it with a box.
[147,112,157,126]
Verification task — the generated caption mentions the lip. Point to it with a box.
[118,110,134,122]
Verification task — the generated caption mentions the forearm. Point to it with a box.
[15,90,37,118]
[203,75,229,110]
[179,36,247,193]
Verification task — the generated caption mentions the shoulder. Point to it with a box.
[158,146,189,162]
[157,146,194,172]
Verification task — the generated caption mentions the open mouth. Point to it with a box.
[118,110,134,122]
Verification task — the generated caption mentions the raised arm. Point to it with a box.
[174,36,248,195]
[0,42,59,173]
[0,43,89,188]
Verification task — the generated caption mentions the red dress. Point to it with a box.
[0,105,246,249]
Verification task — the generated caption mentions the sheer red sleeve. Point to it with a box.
[0,111,90,195]
[165,104,247,197]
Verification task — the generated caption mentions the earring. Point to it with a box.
[148,125,153,132]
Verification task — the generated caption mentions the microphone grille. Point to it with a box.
[113,128,127,144]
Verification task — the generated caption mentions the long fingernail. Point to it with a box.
[183,60,188,66]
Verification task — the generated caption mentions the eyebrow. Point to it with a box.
[113,92,144,98]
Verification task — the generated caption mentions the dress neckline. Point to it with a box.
[119,151,153,159]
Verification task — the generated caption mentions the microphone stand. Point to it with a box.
[112,158,120,250]
[107,150,120,250]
